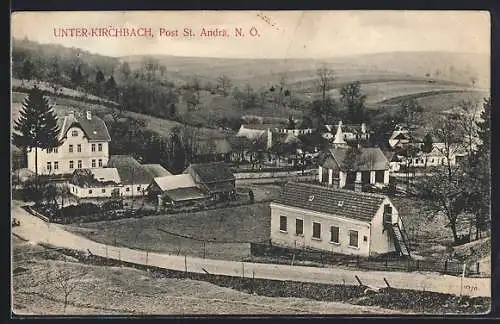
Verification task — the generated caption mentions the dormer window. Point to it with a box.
[72,130,78,137]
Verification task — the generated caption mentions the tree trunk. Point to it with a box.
[34,147,39,194]
[450,220,459,243]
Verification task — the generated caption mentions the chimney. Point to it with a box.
[361,123,366,133]
[86,110,92,120]
[354,181,363,193]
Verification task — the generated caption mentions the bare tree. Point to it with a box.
[45,261,90,313]
[455,100,481,158]
[217,75,232,96]
[432,115,465,181]
[316,67,335,113]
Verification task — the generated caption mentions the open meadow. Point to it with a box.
[13,236,400,315]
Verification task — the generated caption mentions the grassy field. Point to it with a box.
[65,203,271,261]
[13,236,398,315]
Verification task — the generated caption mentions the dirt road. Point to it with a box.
[11,201,490,298]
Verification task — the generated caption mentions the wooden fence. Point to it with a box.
[250,242,482,277]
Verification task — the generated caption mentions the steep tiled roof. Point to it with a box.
[57,112,111,142]
[273,182,386,222]
[327,147,389,171]
[107,155,154,185]
[187,162,235,183]
[142,164,172,177]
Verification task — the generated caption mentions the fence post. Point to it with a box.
[146,251,149,265]
[476,262,480,274]
[105,245,108,258]
[118,249,121,261]
[184,255,187,276]
[417,259,420,270]
[385,257,388,268]
[291,254,295,267]
[242,262,245,279]
[356,255,360,267]
[203,241,206,259]
[444,260,448,274]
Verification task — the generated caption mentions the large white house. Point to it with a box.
[270,182,410,257]
[27,110,111,175]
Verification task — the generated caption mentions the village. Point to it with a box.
[10,12,491,315]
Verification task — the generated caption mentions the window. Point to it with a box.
[441,158,445,165]
[102,189,106,193]
[69,160,74,169]
[88,189,92,194]
[330,226,339,243]
[296,219,303,236]
[279,216,287,232]
[375,170,385,183]
[46,162,51,170]
[54,161,58,170]
[91,144,96,152]
[98,143,103,152]
[47,148,53,153]
[54,147,58,154]
[72,130,78,137]
[77,160,82,169]
[77,144,81,152]
[431,158,435,163]
[69,144,73,153]
[126,187,130,192]
[98,159,102,167]
[349,230,359,248]
[312,222,321,239]
[91,159,96,168]
[363,236,368,242]
[137,186,141,192]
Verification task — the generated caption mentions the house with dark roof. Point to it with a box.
[318,147,390,190]
[26,110,111,175]
[184,162,236,200]
[270,182,410,257]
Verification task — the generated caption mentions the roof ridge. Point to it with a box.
[285,182,388,199]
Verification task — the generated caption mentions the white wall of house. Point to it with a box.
[270,203,372,257]
[68,182,148,198]
[27,126,109,175]
[369,198,402,256]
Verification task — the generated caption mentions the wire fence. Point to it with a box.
[250,242,483,277]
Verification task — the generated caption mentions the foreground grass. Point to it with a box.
[12,236,399,315]
[65,203,271,261]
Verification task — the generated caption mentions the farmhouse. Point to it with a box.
[27,110,111,175]
[406,143,467,168]
[270,182,410,257]
[236,124,277,149]
[147,174,208,206]
[318,147,390,189]
[68,156,172,198]
[184,162,236,201]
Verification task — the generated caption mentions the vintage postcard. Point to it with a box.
[10,10,491,315]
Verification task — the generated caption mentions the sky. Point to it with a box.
[11,11,490,58]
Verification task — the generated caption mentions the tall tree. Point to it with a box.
[421,133,434,167]
[217,75,232,96]
[341,81,367,124]
[395,99,424,131]
[119,62,131,80]
[12,86,60,186]
[316,67,335,116]
[21,58,35,82]
[432,115,464,180]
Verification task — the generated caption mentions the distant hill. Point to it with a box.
[121,51,489,90]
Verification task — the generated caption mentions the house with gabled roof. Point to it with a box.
[322,121,370,147]
[318,147,390,190]
[184,161,236,201]
[270,182,411,257]
[27,110,111,176]
[147,173,208,206]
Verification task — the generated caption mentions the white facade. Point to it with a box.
[27,126,109,175]
[319,165,389,188]
[270,197,402,257]
[68,182,147,199]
